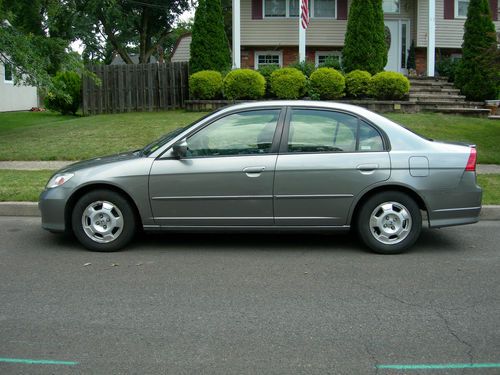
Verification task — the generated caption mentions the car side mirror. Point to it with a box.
[172,139,188,159]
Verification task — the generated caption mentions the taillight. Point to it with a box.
[465,147,477,172]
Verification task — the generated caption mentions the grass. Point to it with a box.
[0,111,499,163]
[1,170,498,204]
[0,170,54,202]
[386,113,500,164]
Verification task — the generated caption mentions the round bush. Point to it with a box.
[270,68,307,99]
[257,65,279,97]
[223,69,265,100]
[369,72,410,100]
[189,70,223,99]
[345,70,372,98]
[44,71,81,115]
[308,68,345,100]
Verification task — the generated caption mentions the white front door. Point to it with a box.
[384,20,410,73]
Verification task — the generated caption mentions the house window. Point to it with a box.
[315,51,342,67]
[3,63,13,83]
[455,0,470,18]
[255,51,283,69]
[383,0,400,14]
[264,0,335,18]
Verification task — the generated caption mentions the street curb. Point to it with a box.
[1,202,500,220]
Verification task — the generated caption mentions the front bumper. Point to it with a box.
[39,187,71,232]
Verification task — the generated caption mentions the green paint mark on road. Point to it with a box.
[377,363,500,370]
[0,357,78,366]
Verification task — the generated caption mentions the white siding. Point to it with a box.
[0,63,38,112]
[171,35,192,62]
[417,0,500,48]
[241,0,417,46]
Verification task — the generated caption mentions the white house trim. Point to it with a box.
[427,0,436,77]
[232,0,241,68]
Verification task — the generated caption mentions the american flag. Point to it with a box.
[301,0,309,29]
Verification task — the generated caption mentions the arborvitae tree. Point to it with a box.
[190,0,231,73]
[342,0,387,74]
[455,0,499,101]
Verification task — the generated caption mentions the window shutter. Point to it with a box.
[490,0,498,21]
[444,0,454,19]
[337,0,348,20]
[252,0,263,19]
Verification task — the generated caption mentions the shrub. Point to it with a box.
[189,70,223,99]
[308,68,345,100]
[287,60,316,77]
[369,71,410,100]
[257,64,280,97]
[223,69,265,100]
[44,71,81,115]
[345,70,372,98]
[436,57,460,82]
[270,68,307,99]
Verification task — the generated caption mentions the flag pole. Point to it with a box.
[299,0,306,63]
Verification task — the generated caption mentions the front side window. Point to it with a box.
[383,0,400,14]
[455,0,470,18]
[187,110,280,157]
[3,63,13,83]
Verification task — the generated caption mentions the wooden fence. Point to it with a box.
[82,62,189,115]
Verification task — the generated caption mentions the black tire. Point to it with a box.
[71,190,136,252]
[356,191,421,254]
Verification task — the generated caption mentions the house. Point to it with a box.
[231,0,500,75]
[171,33,192,63]
[0,62,39,112]
[110,53,157,65]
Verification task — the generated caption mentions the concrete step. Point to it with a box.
[489,115,500,120]
[424,107,491,117]
[409,87,461,94]
[410,82,455,89]
[409,93,466,100]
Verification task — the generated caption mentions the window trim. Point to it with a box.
[314,51,342,67]
[262,0,337,19]
[382,0,400,14]
[3,63,13,84]
[255,50,283,69]
[454,0,470,19]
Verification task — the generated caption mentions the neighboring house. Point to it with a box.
[0,62,39,112]
[231,0,500,75]
[110,53,157,65]
[171,33,192,63]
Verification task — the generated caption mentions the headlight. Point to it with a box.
[46,173,74,189]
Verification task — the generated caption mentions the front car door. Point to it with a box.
[149,108,284,227]
[274,107,391,226]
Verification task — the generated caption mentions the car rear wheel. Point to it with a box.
[72,190,136,252]
[357,191,421,254]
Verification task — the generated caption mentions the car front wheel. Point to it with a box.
[357,191,422,254]
[72,190,136,252]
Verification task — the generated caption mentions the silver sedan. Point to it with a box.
[39,101,482,254]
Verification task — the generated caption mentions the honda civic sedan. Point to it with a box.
[39,101,482,254]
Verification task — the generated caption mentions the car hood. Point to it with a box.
[59,150,142,173]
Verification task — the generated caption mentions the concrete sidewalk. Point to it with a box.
[1,161,500,174]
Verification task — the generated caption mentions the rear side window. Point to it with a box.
[287,109,384,153]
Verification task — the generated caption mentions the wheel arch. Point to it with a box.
[349,184,428,228]
[64,183,143,234]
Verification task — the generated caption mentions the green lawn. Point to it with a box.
[1,170,498,204]
[0,110,499,163]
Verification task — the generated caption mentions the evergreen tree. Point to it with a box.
[190,0,231,73]
[455,0,499,101]
[342,0,387,74]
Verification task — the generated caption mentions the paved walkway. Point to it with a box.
[0,161,500,174]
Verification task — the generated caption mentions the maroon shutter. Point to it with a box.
[444,0,454,19]
[337,0,348,20]
[490,0,498,21]
[252,0,263,19]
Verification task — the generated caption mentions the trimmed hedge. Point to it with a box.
[309,68,345,100]
[189,70,223,99]
[270,68,307,99]
[44,71,81,115]
[369,72,410,100]
[223,69,265,100]
[345,70,372,98]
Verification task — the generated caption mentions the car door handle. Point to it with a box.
[357,164,379,173]
[243,166,266,175]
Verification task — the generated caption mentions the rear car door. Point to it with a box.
[274,107,391,226]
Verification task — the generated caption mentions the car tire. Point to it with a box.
[72,190,136,252]
[357,191,421,254]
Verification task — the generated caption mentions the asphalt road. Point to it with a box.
[1,217,499,375]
